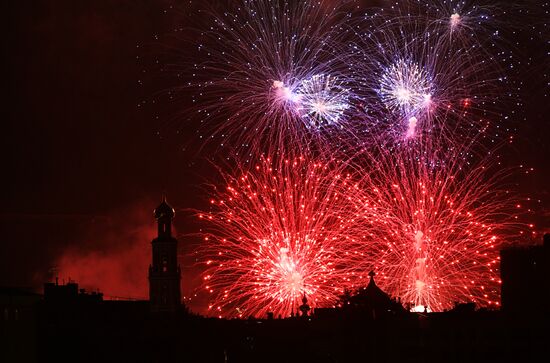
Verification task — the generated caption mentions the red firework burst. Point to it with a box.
[344,142,531,312]
[196,155,366,318]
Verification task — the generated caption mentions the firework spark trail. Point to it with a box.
[343,141,530,312]
[295,74,351,128]
[168,0,519,153]
[345,1,515,146]
[180,0,357,156]
[182,0,533,316]
[196,155,368,318]
[195,139,530,315]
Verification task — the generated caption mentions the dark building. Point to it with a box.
[500,233,550,313]
[340,270,406,318]
[3,203,548,362]
[43,279,103,303]
[298,294,311,317]
[149,197,181,312]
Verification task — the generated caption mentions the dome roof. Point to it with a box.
[348,271,392,308]
[154,197,175,219]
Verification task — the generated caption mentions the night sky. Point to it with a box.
[2,0,548,312]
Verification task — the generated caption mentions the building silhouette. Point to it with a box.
[298,294,311,317]
[149,197,181,312]
[351,271,404,312]
[43,278,103,303]
[1,202,548,362]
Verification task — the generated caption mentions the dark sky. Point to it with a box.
[1,0,548,309]
[1,0,204,298]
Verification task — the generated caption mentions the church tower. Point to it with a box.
[149,197,181,312]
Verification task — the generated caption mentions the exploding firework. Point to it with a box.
[160,0,519,152]
[346,0,515,145]
[343,142,530,312]
[378,58,434,120]
[196,155,365,318]
[295,74,351,128]
[179,0,533,316]
[195,143,529,315]
[176,0,356,155]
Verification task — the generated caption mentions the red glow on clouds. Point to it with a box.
[55,200,157,300]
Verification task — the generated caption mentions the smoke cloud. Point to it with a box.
[54,199,157,299]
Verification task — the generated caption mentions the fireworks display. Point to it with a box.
[197,156,363,318]
[166,0,535,317]
[345,142,528,312]
[181,0,354,155]
[378,58,434,118]
[295,74,351,128]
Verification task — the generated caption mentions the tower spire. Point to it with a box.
[154,196,175,237]
[149,197,181,313]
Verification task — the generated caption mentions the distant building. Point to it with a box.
[149,197,181,312]
[314,271,403,319]
[500,233,550,313]
[336,270,406,319]
[43,279,103,303]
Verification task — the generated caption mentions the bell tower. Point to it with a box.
[149,197,181,312]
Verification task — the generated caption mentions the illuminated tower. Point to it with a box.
[149,197,181,312]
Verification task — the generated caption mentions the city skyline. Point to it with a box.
[1,0,548,317]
